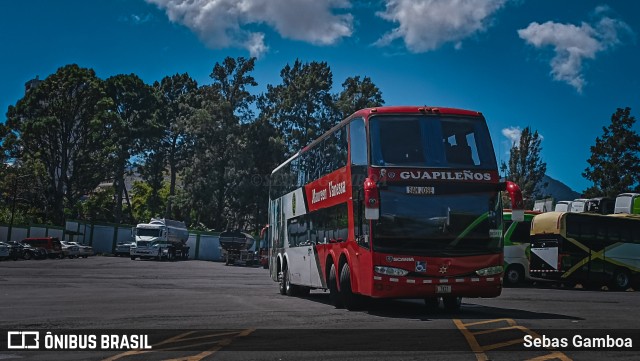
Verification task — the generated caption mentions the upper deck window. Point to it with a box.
[369,115,496,168]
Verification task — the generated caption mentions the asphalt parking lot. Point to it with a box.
[1,256,638,360]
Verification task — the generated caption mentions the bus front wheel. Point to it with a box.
[612,268,631,291]
[443,296,462,312]
[424,297,440,309]
[504,265,524,287]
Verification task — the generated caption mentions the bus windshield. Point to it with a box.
[369,115,496,168]
[373,186,502,256]
[137,228,161,238]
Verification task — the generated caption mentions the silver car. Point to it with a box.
[60,241,80,258]
[67,241,93,258]
[115,241,134,257]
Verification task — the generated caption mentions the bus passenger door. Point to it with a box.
[287,217,312,287]
[349,196,373,296]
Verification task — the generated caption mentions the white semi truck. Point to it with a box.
[130,218,190,261]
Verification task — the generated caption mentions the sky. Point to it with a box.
[1,0,639,194]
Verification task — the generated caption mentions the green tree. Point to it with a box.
[0,162,46,226]
[335,76,385,119]
[3,64,111,225]
[239,118,287,232]
[136,146,166,220]
[501,127,547,209]
[258,59,337,155]
[80,186,117,222]
[104,74,159,224]
[130,180,169,222]
[182,57,258,230]
[583,107,640,197]
[153,73,198,219]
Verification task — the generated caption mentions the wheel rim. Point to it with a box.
[616,273,629,289]
[507,269,520,283]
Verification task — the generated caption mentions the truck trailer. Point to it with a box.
[219,230,256,266]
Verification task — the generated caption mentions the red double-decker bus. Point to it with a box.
[268,106,523,310]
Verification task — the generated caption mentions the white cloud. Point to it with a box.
[146,0,353,58]
[518,10,634,93]
[374,0,507,52]
[502,126,522,146]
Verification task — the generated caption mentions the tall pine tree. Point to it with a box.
[501,127,547,209]
[583,107,640,197]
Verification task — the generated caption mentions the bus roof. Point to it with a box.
[530,211,565,235]
[350,106,483,118]
[531,211,640,236]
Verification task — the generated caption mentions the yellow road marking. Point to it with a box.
[525,351,573,361]
[453,319,489,361]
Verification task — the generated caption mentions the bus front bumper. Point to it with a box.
[369,275,503,298]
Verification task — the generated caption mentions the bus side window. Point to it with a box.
[349,118,367,166]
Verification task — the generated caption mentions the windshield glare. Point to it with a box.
[369,115,496,168]
[373,187,502,256]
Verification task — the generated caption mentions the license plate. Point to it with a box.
[406,186,434,195]
[436,285,452,294]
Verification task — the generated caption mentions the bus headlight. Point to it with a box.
[374,266,409,276]
[475,266,503,276]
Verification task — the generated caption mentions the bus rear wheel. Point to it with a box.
[284,267,295,296]
[340,263,363,310]
[328,264,343,308]
[278,268,286,295]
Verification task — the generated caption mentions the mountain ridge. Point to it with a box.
[540,174,581,202]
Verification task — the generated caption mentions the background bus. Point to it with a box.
[503,210,541,286]
[554,201,572,212]
[268,106,523,311]
[614,193,640,214]
[585,197,615,215]
[529,211,640,290]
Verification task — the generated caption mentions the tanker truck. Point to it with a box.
[130,218,190,261]
[219,230,256,266]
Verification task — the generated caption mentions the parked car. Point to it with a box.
[1,241,31,260]
[0,242,10,260]
[14,242,47,260]
[115,241,134,256]
[67,241,93,258]
[21,237,63,259]
[60,241,80,258]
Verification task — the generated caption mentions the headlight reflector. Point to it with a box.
[475,266,503,276]
[374,266,409,276]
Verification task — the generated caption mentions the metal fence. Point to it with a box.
[0,220,223,261]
